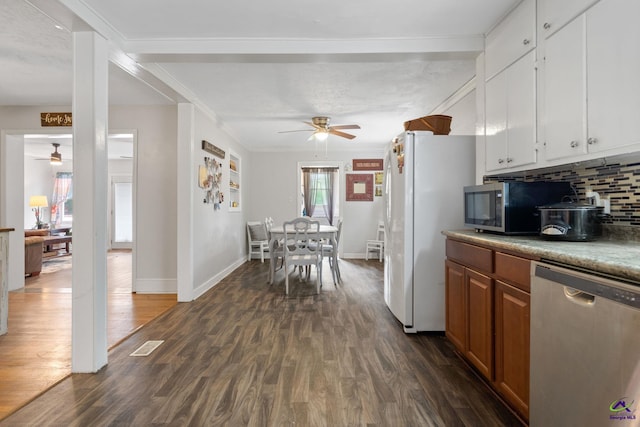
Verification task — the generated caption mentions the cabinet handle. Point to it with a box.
[523,39,530,45]
[507,157,513,163]
[543,22,551,30]
[498,158,505,164]
[570,140,579,148]
[587,137,598,145]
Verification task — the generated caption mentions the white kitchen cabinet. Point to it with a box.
[544,0,640,161]
[485,51,537,171]
[543,15,586,161]
[538,0,599,39]
[485,0,536,80]
[585,0,640,154]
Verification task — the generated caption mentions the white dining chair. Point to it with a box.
[312,219,342,284]
[365,221,385,262]
[283,217,323,295]
[247,221,269,263]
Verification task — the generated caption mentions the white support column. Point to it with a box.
[177,103,194,302]
[71,31,109,372]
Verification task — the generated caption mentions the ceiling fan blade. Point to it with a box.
[277,129,313,134]
[329,129,357,140]
[329,124,360,130]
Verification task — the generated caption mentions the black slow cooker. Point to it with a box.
[538,202,603,241]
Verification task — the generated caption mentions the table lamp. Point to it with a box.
[29,195,48,229]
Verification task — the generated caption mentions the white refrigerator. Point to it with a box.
[383,131,475,332]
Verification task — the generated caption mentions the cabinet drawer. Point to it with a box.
[495,252,530,292]
[446,240,493,274]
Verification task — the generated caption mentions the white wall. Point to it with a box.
[1,105,178,293]
[109,106,177,292]
[24,156,61,228]
[246,148,386,257]
[190,109,249,296]
[443,89,477,136]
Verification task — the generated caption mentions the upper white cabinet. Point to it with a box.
[586,0,640,154]
[485,0,536,80]
[543,15,586,161]
[543,0,640,161]
[486,51,537,171]
[539,0,599,39]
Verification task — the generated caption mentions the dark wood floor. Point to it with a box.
[1,259,522,426]
[0,251,177,420]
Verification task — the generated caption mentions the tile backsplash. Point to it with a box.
[485,157,640,239]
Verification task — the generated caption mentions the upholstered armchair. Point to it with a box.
[25,230,48,276]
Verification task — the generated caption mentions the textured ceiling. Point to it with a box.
[1,0,520,151]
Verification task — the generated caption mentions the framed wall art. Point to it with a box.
[346,173,373,201]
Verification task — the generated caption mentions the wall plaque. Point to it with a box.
[40,112,72,127]
[352,158,383,171]
[202,140,225,158]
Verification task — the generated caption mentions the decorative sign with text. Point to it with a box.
[41,112,72,127]
[202,140,225,159]
[352,158,383,171]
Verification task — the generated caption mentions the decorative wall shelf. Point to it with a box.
[229,151,241,212]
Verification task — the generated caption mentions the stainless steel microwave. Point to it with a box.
[464,181,572,234]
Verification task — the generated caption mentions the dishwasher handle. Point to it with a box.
[563,287,595,306]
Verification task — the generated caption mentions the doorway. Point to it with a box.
[110,176,133,250]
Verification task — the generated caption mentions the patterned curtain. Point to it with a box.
[50,172,73,226]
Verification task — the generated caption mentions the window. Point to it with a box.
[51,172,73,225]
[301,167,339,225]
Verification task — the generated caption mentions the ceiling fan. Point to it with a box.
[279,116,360,140]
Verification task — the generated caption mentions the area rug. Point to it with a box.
[41,256,73,275]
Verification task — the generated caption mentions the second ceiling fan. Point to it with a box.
[280,116,360,140]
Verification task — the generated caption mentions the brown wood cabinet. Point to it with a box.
[466,269,493,380]
[495,280,530,419]
[445,259,466,352]
[445,238,531,423]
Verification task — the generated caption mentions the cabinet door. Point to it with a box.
[445,260,466,353]
[485,71,508,171]
[485,52,537,171]
[485,0,536,79]
[586,0,640,154]
[466,269,493,380]
[495,280,530,421]
[506,50,537,169]
[544,14,587,161]
[539,0,599,39]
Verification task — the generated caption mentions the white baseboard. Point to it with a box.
[341,253,367,259]
[192,255,247,300]
[134,278,177,294]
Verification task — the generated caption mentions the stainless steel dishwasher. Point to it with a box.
[530,261,640,427]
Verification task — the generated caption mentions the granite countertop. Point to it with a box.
[443,229,640,284]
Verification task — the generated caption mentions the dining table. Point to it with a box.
[268,224,339,284]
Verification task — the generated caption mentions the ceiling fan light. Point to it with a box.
[314,130,329,141]
[50,143,62,165]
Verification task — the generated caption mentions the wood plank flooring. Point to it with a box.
[0,251,177,420]
[1,259,522,426]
